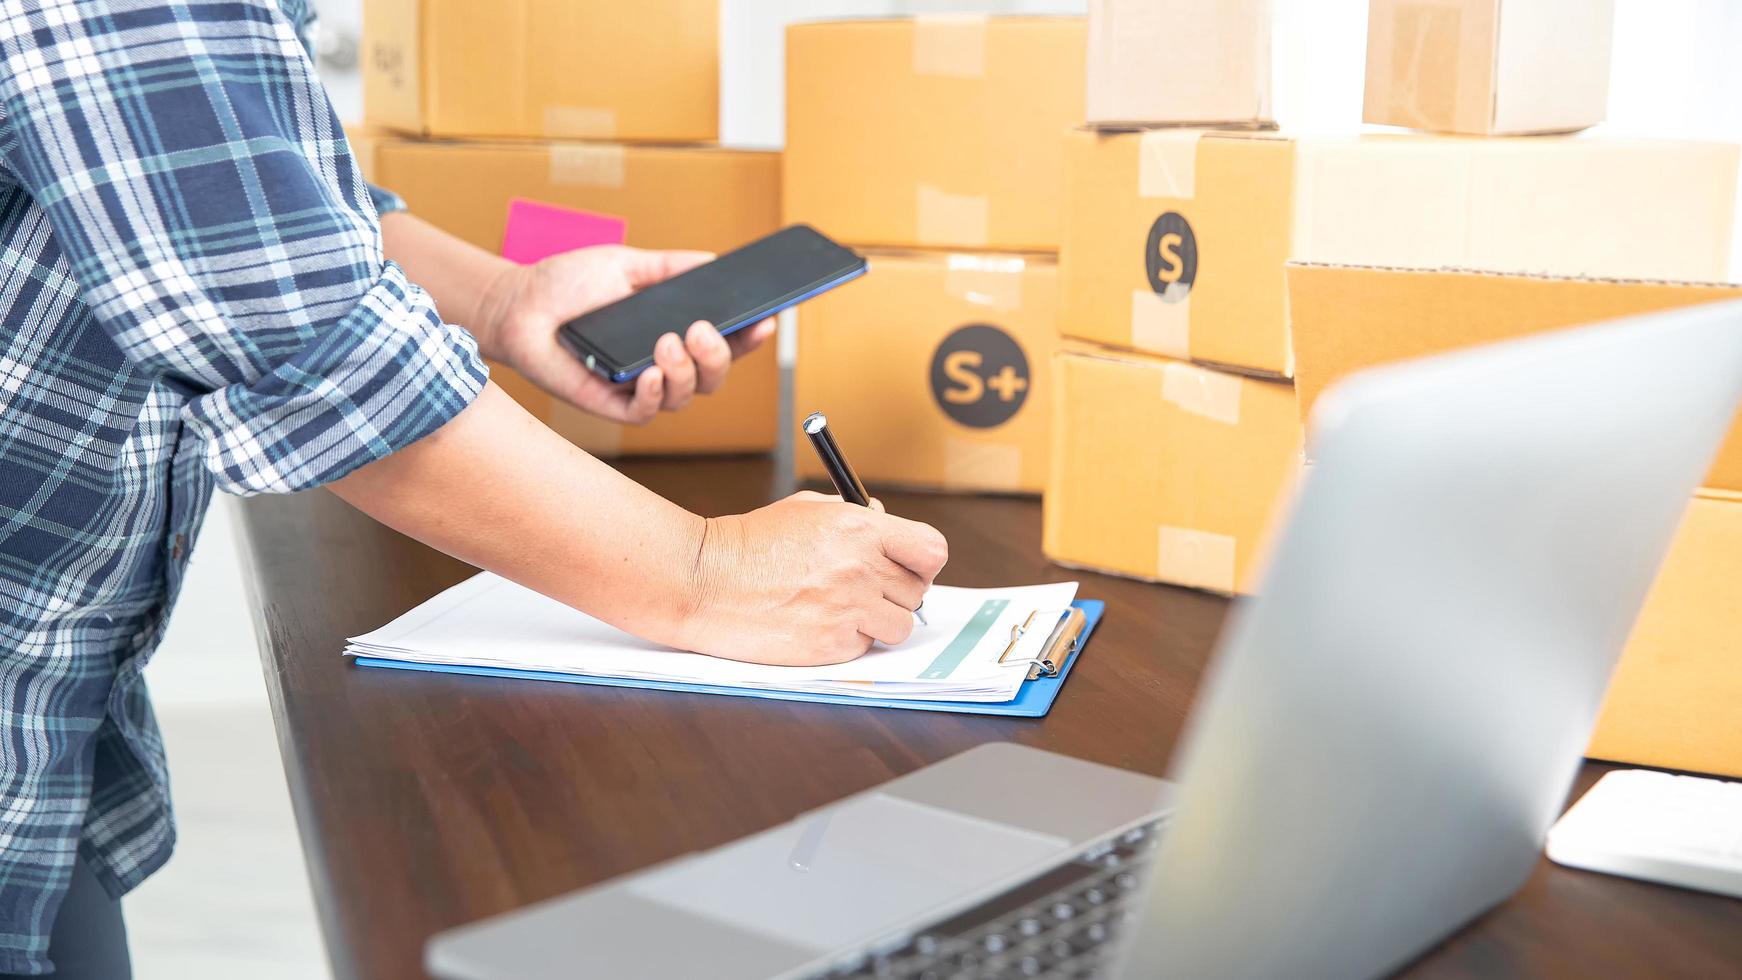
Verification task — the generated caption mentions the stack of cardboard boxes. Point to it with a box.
[1293,0,1742,778]
[1045,0,1301,593]
[355,0,782,457]
[1044,0,1742,597]
[785,16,1086,493]
[1048,0,1742,776]
[1288,252,1742,784]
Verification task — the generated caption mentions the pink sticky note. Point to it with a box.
[501,198,628,264]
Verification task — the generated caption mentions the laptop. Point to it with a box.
[427,298,1742,980]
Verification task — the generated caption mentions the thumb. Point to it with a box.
[619,247,714,288]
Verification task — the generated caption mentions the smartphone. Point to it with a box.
[556,224,868,383]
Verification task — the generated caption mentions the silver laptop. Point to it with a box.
[428,298,1742,980]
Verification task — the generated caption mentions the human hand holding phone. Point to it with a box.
[557,225,865,384]
[480,244,776,423]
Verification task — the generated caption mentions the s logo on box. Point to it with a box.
[1145,211,1197,302]
[930,324,1030,429]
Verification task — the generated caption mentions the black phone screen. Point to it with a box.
[556,225,866,382]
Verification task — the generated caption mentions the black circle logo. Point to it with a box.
[1144,211,1198,302]
[928,324,1030,429]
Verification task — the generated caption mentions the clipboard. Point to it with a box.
[354,599,1102,719]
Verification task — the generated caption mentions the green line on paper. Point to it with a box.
[918,599,1008,680]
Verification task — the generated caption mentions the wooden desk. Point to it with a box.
[235,455,1742,980]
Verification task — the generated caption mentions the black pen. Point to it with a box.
[803,412,926,625]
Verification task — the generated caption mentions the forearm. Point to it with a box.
[380,211,520,354]
[329,382,706,643]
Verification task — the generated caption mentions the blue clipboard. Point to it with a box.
[354,599,1102,719]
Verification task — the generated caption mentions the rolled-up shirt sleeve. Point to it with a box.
[0,1,485,495]
[368,182,407,219]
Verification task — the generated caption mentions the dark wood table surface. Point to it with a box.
[235,454,1742,980]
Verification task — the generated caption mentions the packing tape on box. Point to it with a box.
[1161,361,1242,426]
[918,185,990,247]
[942,437,1022,492]
[912,14,988,79]
[1130,288,1190,359]
[1385,4,1468,130]
[543,106,618,140]
[1138,130,1200,199]
[549,144,626,188]
[944,253,1025,310]
[1156,525,1237,594]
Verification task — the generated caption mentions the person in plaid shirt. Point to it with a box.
[0,1,947,975]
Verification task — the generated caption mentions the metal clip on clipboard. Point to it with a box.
[996,607,1088,681]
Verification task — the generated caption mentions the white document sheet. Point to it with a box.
[346,572,1079,703]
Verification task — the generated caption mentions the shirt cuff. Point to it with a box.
[182,262,488,496]
[368,181,406,217]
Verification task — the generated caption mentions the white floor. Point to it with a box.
[125,499,331,980]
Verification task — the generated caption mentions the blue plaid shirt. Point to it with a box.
[0,1,487,971]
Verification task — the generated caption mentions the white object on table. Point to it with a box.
[1547,768,1742,899]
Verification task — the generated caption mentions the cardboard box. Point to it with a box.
[1044,348,1302,593]
[363,0,718,142]
[1286,263,1742,491]
[373,140,779,256]
[1364,0,1614,136]
[1588,490,1742,778]
[794,251,1058,494]
[373,139,782,456]
[784,16,1086,252]
[1060,129,1740,377]
[1086,0,1272,128]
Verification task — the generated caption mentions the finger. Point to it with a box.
[686,321,732,395]
[868,497,886,514]
[726,318,777,359]
[622,367,664,424]
[654,332,696,411]
[619,248,714,289]
[844,633,878,662]
[878,516,949,583]
[861,598,918,647]
[879,563,927,612]
[792,490,838,504]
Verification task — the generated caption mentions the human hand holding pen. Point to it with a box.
[676,492,949,665]
[803,412,929,625]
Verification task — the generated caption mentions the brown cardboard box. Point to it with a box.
[373,139,781,456]
[1086,0,1272,128]
[1286,263,1742,490]
[1589,490,1742,778]
[795,251,1058,494]
[363,0,718,142]
[1060,129,1740,377]
[1364,0,1614,136]
[784,16,1086,252]
[373,140,779,256]
[1044,347,1302,593]
[340,120,392,183]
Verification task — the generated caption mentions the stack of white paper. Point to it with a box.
[346,572,1079,703]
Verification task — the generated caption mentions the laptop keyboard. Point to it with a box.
[807,818,1165,980]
